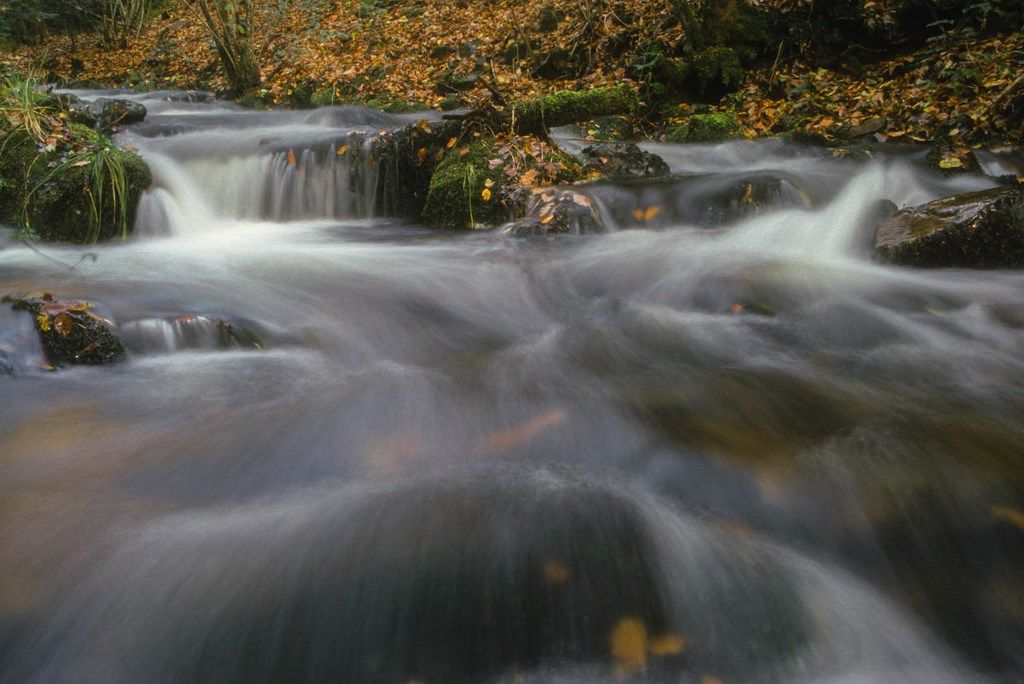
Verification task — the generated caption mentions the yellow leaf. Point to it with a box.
[416,119,431,132]
[938,157,964,170]
[446,137,457,149]
[886,130,908,138]
[336,144,349,156]
[36,314,51,333]
[481,187,492,201]
[649,633,687,657]
[484,178,495,188]
[633,206,662,222]
[610,618,647,675]
[417,147,428,165]
[539,213,555,224]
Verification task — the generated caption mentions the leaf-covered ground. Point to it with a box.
[5,0,1023,146]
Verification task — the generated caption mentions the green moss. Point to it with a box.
[666,112,742,143]
[511,85,638,134]
[0,122,151,243]
[422,139,507,230]
[691,47,744,96]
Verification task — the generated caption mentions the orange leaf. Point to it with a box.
[446,137,457,149]
[649,633,687,657]
[336,144,349,156]
[53,312,74,337]
[286,149,297,167]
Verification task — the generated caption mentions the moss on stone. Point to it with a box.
[666,112,742,143]
[510,85,638,134]
[0,123,151,243]
[422,139,508,230]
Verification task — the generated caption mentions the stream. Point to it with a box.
[1,91,1023,682]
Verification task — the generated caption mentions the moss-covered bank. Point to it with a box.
[0,122,151,242]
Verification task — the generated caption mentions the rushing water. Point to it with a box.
[1,91,1023,683]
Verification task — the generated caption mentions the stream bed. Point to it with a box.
[1,91,1023,683]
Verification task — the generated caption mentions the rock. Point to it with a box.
[503,189,603,237]
[846,116,887,138]
[457,41,477,58]
[0,124,152,243]
[666,112,742,144]
[874,186,1024,268]
[581,142,670,179]
[699,174,810,225]
[3,294,126,366]
[68,97,147,133]
[925,145,982,176]
[119,315,262,354]
[435,72,478,94]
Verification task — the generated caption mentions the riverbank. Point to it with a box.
[3,2,1022,150]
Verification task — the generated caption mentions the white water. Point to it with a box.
[1,91,1022,682]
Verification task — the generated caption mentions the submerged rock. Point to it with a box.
[3,294,126,366]
[874,186,1024,268]
[119,315,263,354]
[503,189,602,236]
[581,142,670,179]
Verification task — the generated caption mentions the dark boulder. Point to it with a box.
[119,315,263,354]
[3,294,126,366]
[874,186,1024,268]
[504,189,603,237]
[581,142,670,180]
[68,97,147,133]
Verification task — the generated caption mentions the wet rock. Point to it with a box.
[119,315,262,354]
[700,174,808,225]
[68,97,147,133]
[874,186,1024,268]
[504,189,602,237]
[925,145,982,176]
[3,294,126,366]
[581,142,670,180]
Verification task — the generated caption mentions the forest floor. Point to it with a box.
[3,0,1023,151]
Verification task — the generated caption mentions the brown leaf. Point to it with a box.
[53,312,74,337]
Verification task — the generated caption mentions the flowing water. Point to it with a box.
[1,91,1023,683]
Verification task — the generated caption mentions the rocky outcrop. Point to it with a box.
[874,186,1024,268]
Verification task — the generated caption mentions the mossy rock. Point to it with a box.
[0,124,151,243]
[422,139,509,230]
[666,112,742,144]
[422,136,583,230]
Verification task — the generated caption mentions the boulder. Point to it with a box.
[3,294,126,366]
[503,189,603,237]
[68,97,147,133]
[874,186,1024,268]
[665,112,742,144]
[581,142,670,179]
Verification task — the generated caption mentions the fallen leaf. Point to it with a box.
[649,633,687,657]
[286,149,297,167]
[53,312,74,337]
[610,618,647,675]
[481,187,492,201]
[335,144,349,156]
[542,560,569,585]
[992,505,1024,531]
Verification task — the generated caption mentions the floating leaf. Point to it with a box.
[610,618,647,675]
[542,560,569,585]
[649,633,687,657]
